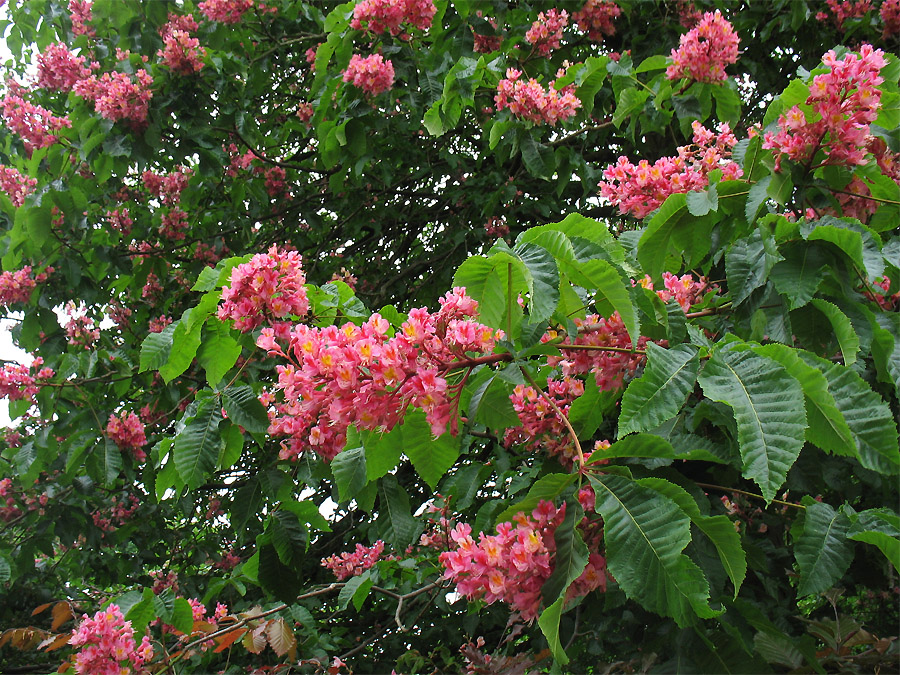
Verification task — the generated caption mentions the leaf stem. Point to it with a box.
[694,482,806,509]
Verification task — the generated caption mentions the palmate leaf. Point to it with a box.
[797,352,900,475]
[698,347,807,502]
[618,343,700,436]
[794,500,853,597]
[588,473,719,626]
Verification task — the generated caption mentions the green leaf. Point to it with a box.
[198,321,242,387]
[588,473,718,626]
[400,410,458,490]
[588,433,678,463]
[561,258,639,346]
[725,229,783,306]
[331,445,367,503]
[847,508,900,572]
[613,87,650,128]
[514,241,559,323]
[797,352,899,474]
[745,176,770,222]
[520,135,555,180]
[494,473,578,526]
[173,395,223,491]
[698,347,807,502]
[638,192,688,278]
[541,502,588,604]
[471,376,520,430]
[354,425,401,482]
[619,343,700,436]
[795,501,853,597]
[222,385,269,434]
[807,299,859,366]
[686,184,718,217]
[138,324,175,373]
[170,598,194,634]
[770,244,829,310]
[537,597,569,665]
[338,572,374,611]
[97,438,123,486]
[752,344,855,458]
[871,313,900,400]
[159,312,203,384]
[379,475,419,550]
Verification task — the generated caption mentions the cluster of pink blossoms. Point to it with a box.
[666,10,739,83]
[440,494,606,622]
[495,68,581,126]
[92,493,140,533]
[143,166,192,204]
[572,0,621,40]
[69,605,154,675]
[105,207,133,236]
[0,165,37,207]
[0,94,71,153]
[350,0,436,35]
[158,13,206,75]
[600,120,741,218]
[0,358,54,404]
[763,45,886,171]
[64,302,100,350]
[343,54,395,96]
[884,0,900,36]
[322,540,386,580]
[816,0,872,29]
[198,0,255,23]
[68,0,94,37]
[0,266,49,306]
[525,9,568,56]
[159,207,190,240]
[255,287,501,461]
[106,411,148,462]
[35,43,93,92]
[218,245,309,334]
[674,0,703,28]
[640,271,713,311]
[73,70,154,124]
[149,315,173,333]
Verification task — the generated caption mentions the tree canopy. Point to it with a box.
[0,0,898,672]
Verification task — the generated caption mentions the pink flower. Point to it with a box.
[666,10,739,83]
[0,94,72,153]
[322,540,386,579]
[199,0,255,23]
[816,0,872,30]
[351,0,436,35]
[572,0,621,40]
[35,43,92,92]
[0,266,41,306]
[68,0,94,37]
[494,68,581,126]
[107,411,148,461]
[343,53,395,96]
[73,70,154,123]
[883,0,900,36]
[525,9,568,56]
[0,166,36,207]
[70,604,153,674]
[158,13,206,74]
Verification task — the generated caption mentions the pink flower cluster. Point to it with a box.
[256,287,501,461]
[674,0,703,29]
[73,70,154,124]
[0,266,46,306]
[572,0,621,40]
[525,9,568,56]
[439,495,606,621]
[64,301,100,349]
[871,276,900,311]
[0,165,37,207]
[149,315,173,333]
[494,68,581,126]
[816,0,872,29]
[69,0,94,37]
[505,377,587,467]
[218,245,309,334]
[158,13,206,75]
[105,207,132,236]
[343,54,395,96]
[600,120,741,218]
[35,43,93,92]
[763,45,886,171]
[883,0,900,36]
[69,605,154,675]
[92,493,140,532]
[0,94,72,153]
[322,540,386,580]
[351,0,436,35]
[159,207,189,240]
[106,411,148,462]
[0,358,54,404]
[198,0,254,23]
[639,271,712,311]
[666,10,739,83]
[142,166,192,204]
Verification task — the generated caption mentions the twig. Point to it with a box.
[694,482,806,509]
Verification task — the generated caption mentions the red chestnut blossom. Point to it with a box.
[73,70,154,124]
[343,54,395,96]
[35,43,92,92]
[870,276,900,311]
[105,207,133,235]
[142,166,192,204]
[673,0,703,29]
[0,266,43,306]
[158,14,206,74]
[440,498,606,622]
[600,120,741,218]
[883,0,900,36]
[763,45,887,171]
[159,207,190,240]
[351,0,436,35]
[141,272,163,302]
[68,0,94,37]
[666,10,739,83]
[149,315,173,333]
[816,0,872,29]
[0,359,55,404]
[264,166,287,197]
[199,0,254,23]
[494,68,581,126]
[322,540,386,580]
[256,287,501,462]
[92,493,140,532]
[525,9,568,56]
[0,166,36,207]
[69,605,153,675]
[572,0,621,40]
[218,244,309,333]
[107,301,132,330]
[296,101,314,123]
[0,94,72,153]
[107,411,148,461]
[64,301,100,350]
